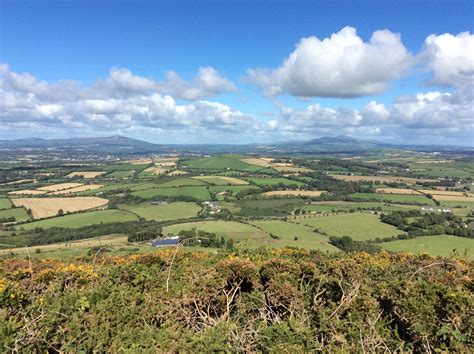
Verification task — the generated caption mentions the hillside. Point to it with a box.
[1,248,472,352]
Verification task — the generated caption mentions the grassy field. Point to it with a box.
[163,220,268,242]
[183,156,263,172]
[18,209,138,230]
[250,220,338,252]
[106,170,135,178]
[299,202,416,213]
[132,186,211,200]
[235,198,304,216]
[349,192,435,205]
[380,235,474,259]
[209,185,260,194]
[119,202,202,221]
[245,177,305,187]
[105,163,149,172]
[296,213,402,241]
[0,198,12,210]
[0,207,30,222]
[157,178,207,187]
[262,190,325,197]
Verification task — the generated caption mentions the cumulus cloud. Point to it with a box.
[247,26,413,98]
[162,67,237,100]
[422,31,474,88]
[0,65,257,142]
[274,86,473,143]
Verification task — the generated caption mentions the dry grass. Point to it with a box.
[155,161,176,167]
[8,189,47,196]
[239,158,272,167]
[376,188,422,195]
[49,184,104,195]
[123,158,154,164]
[143,166,169,175]
[417,189,474,197]
[330,174,437,184]
[37,183,83,192]
[11,197,108,219]
[262,190,326,197]
[430,195,474,202]
[273,166,312,173]
[66,171,105,178]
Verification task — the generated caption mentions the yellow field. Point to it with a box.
[143,166,169,175]
[49,184,104,195]
[8,189,46,196]
[0,179,36,186]
[330,174,437,184]
[66,171,105,178]
[418,190,474,197]
[192,176,249,185]
[376,188,422,195]
[123,158,154,164]
[262,190,326,197]
[155,161,176,167]
[11,197,108,219]
[154,157,179,163]
[239,158,272,167]
[37,182,83,192]
[431,195,474,202]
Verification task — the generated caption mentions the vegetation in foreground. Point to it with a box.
[1,248,472,352]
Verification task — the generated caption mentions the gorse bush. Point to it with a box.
[0,248,472,352]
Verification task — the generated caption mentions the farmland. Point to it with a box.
[262,190,326,197]
[183,156,263,171]
[0,207,30,223]
[0,198,12,210]
[19,209,138,230]
[349,192,436,205]
[11,197,109,219]
[66,171,105,178]
[244,177,305,186]
[191,176,249,185]
[132,186,211,200]
[119,202,202,221]
[296,213,403,241]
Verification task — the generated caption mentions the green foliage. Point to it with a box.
[0,250,472,352]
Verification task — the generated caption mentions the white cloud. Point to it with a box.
[423,31,474,88]
[247,26,413,98]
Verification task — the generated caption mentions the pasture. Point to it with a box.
[376,188,422,195]
[140,167,169,175]
[235,198,304,216]
[262,190,325,197]
[11,197,109,219]
[106,170,135,178]
[163,220,268,242]
[250,220,338,252]
[245,177,305,187]
[299,202,416,213]
[329,174,437,184]
[19,209,138,230]
[158,178,207,187]
[132,186,211,200]
[0,207,30,223]
[0,198,12,210]
[184,156,262,171]
[120,202,202,221]
[349,193,435,205]
[379,235,474,259]
[296,213,402,241]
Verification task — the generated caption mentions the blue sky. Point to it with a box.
[1,0,473,145]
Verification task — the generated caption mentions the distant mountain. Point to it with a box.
[278,135,386,153]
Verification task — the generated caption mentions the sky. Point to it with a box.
[0,0,473,145]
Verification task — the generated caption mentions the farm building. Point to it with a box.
[151,236,180,248]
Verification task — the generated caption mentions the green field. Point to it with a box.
[163,220,268,242]
[349,193,435,205]
[18,209,139,230]
[132,186,211,200]
[380,235,474,259]
[157,178,207,187]
[250,220,338,252]
[106,170,135,178]
[296,213,403,241]
[120,202,202,221]
[440,200,474,208]
[300,202,417,213]
[245,177,305,187]
[105,163,150,172]
[0,207,30,223]
[183,156,262,172]
[0,198,12,210]
[235,198,304,216]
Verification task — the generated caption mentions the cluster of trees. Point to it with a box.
[329,235,381,254]
[177,228,234,249]
[0,216,16,223]
[381,210,474,238]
